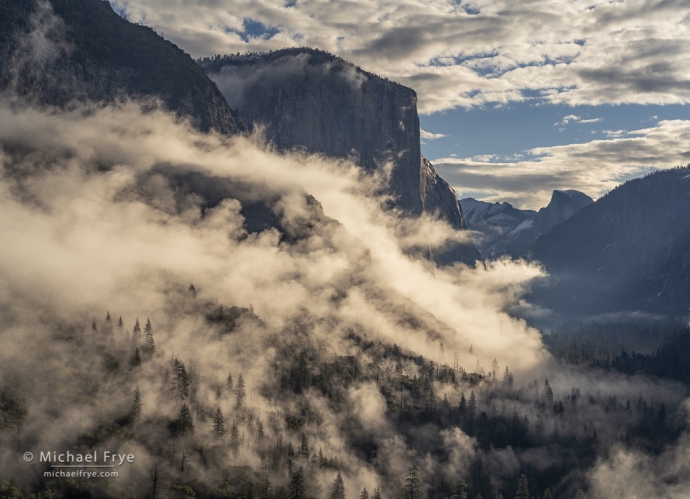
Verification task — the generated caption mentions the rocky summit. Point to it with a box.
[528,166,690,315]
[460,189,592,259]
[201,48,482,266]
[0,0,246,134]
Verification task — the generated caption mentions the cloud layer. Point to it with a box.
[113,0,690,113]
[434,119,690,208]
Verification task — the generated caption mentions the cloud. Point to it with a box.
[434,119,690,208]
[0,96,550,374]
[556,115,602,125]
[111,0,690,113]
[0,96,559,493]
[420,129,447,140]
[588,400,690,499]
[2,95,688,497]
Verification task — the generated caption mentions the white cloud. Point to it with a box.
[433,119,690,209]
[112,0,690,113]
[603,129,628,138]
[420,129,447,140]
[558,115,603,125]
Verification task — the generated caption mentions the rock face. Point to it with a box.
[534,190,593,235]
[0,0,246,134]
[528,166,690,316]
[459,190,591,259]
[460,198,539,258]
[201,48,482,266]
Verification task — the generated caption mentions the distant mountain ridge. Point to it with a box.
[0,0,246,134]
[460,190,593,258]
[528,166,690,316]
[200,48,482,266]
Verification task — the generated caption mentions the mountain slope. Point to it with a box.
[534,189,593,234]
[200,49,482,266]
[0,0,246,134]
[459,198,538,258]
[528,166,690,315]
[459,189,591,259]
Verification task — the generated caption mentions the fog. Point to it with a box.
[0,97,688,498]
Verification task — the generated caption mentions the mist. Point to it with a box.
[0,96,688,499]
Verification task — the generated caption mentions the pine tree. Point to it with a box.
[300,433,309,457]
[543,489,552,499]
[258,421,265,441]
[129,385,143,421]
[92,319,97,332]
[236,373,246,409]
[188,284,197,297]
[118,316,123,328]
[372,487,383,499]
[227,372,234,390]
[174,403,194,435]
[106,311,111,323]
[260,475,272,499]
[230,420,240,455]
[468,391,477,419]
[130,348,142,367]
[451,479,467,499]
[360,488,369,499]
[331,472,345,499]
[143,318,155,353]
[132,318,141,344]
[289,467,307,499]
[172,360,190,401]
[459,393,467,416]
[212,407,226,437]
[404,466,421,499]
[503,367,510,383]
[515,474,529,499]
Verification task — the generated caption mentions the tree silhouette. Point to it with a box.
[331,472,345,499]
[289,467,307,499]
[212,407,226,437]
[132,318,141,344]
[235,373,246,408]
[129,385,142,421]
[405,466,421,499]
[173,403,194,435]
[468,391,477,419]
[143,318,155,353]
[451,478,467,499]
[130,348,142,367]
[260,475,272,499]
[515,475,529,499]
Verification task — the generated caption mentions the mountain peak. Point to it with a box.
[201,50,481,266]
[534,189,593,234]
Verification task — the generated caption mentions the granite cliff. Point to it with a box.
[200,49,482,266]
[459,190,592,258]
[528,166,690,316]
[0,0,246,134]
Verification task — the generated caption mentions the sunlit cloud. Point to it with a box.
[112,0,690,113]
[435,119,690,208]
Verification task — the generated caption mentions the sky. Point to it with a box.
[111,0,690,208]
